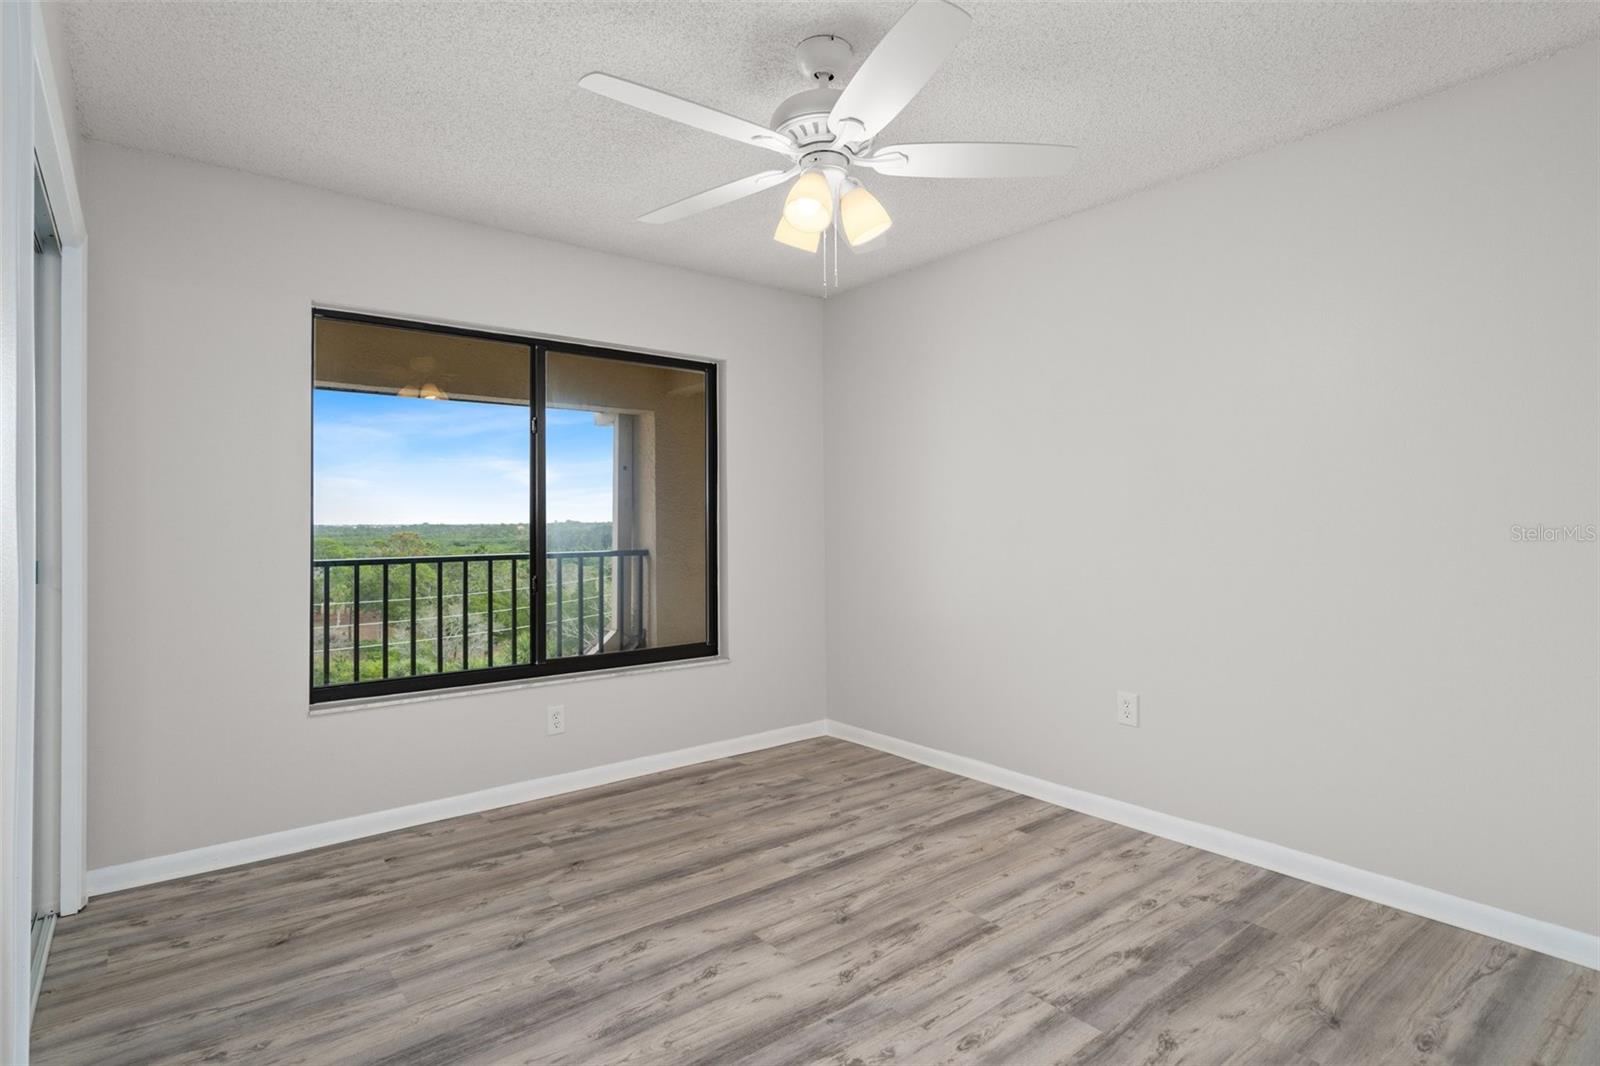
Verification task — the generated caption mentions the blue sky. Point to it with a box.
[313,390,614,524]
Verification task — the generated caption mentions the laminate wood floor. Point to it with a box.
[33,738,1597,1065]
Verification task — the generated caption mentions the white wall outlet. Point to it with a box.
[1116,691,1139,727]
[547,705,566,736]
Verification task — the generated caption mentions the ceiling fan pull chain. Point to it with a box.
[832,217,840,290]
[821,226,828,295]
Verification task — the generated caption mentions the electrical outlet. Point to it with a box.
[547,705,566,736]
[1116,691,1139,728]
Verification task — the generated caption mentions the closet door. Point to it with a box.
[32,164,65,976]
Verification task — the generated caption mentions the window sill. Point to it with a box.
[307,654,731,718]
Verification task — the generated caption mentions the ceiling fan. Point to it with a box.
[578,0,1075,255]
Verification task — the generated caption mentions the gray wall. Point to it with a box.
[82,141,827,869]
[823,43,1598,935]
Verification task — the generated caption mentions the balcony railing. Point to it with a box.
[311,549,648,689]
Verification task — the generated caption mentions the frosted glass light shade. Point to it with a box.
[773,214,820,253]
[783,170,833,234]
[840,184,892,246]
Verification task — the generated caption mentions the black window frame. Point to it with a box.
[310,308,720,704]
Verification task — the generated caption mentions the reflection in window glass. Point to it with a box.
[312,317,531,687]
[545,350,709,656]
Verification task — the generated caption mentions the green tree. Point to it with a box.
[373,530,436,557]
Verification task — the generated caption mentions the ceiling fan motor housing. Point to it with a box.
[770,87,841,148]
[772,35,857,148]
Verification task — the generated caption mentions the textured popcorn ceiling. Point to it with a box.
[60,1,1600,295]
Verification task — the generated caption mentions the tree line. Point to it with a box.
[313,521,612,560]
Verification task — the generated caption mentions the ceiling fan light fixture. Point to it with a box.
[783,170,833,234]
[840,183,893,246]
[773,214,821,253]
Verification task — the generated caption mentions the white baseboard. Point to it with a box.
[84,714,1598,972]
[87,720,827,898]
[824,719,1599,971]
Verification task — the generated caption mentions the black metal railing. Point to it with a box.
[311,549,648,689]
[547,549,649,659]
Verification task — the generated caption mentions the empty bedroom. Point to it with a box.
[1,0,1596,1063]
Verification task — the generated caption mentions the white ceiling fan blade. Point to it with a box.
[638,168,798,224]
[828,0,972,143]
[580,73,796,157]
[859,142,1077,178]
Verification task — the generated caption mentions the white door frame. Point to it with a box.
[32,0,88,923]
[2,4,39,1058]
[3,2,86,1059]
